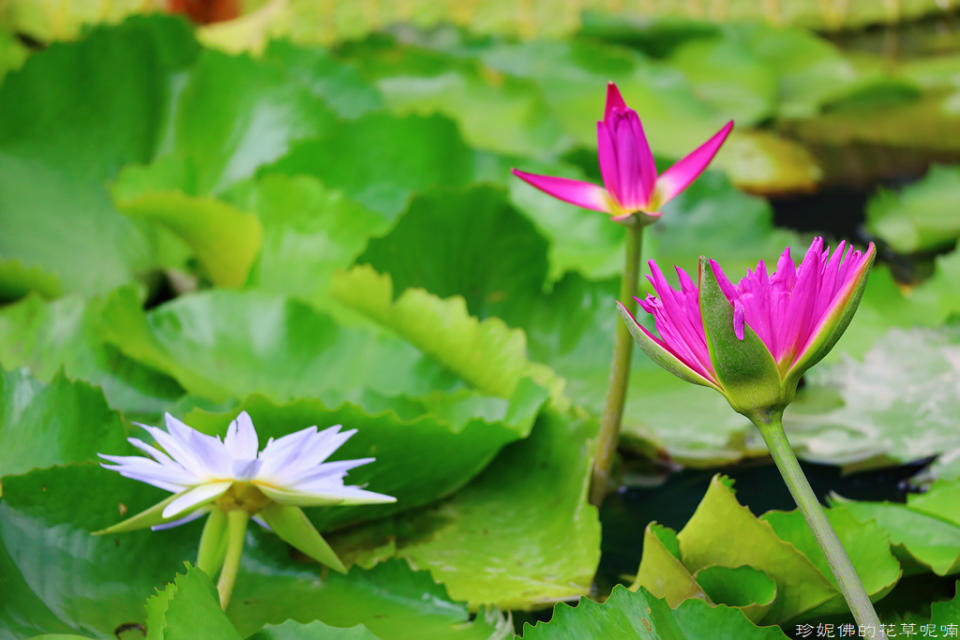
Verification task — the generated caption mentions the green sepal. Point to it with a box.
[699,257,783,415]
[616,302,720,390]
[196,509,229,578]
[259,502,347,573]
[92,492,181,535]
[784,245,876,391]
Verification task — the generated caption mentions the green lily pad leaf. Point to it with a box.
[693,565,777,623]
[520,584,789,639]
[0,290,184,418]
[0,28,28,80]
[163,48,340,196]
[230,175,390,304]
[356,185,550,322]
[666,37,777,125]
[99,289,459,404]
[0,258,60,301]
[866,164,960,254]
[144,565,242,640]
[0,464,508,640]
[676,476,835,623]
[328,409,601,611]
[0,17,199,294]
[331,265,563,402]
[261,40,384,119]
[250,619,379,640]
[264,113,475,219]
[111,164,263,288]
[343,37,567,156]
[0,1,165,42]
[0,369,128,478]
[177,386,544,532]
[631,523,706,607]
[785,325,960,472]
[760,506,900,615]
[837,490,960,578]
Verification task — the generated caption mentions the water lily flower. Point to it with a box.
[513,82,733,224]
[618,237,876,417]
[97,412,395,607]
[618,238,885,634]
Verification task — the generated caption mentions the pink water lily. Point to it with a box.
[513,82,733,223]
[618,237,876,411]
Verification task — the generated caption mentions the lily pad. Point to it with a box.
[520,584,789,639]
[179,383,546,531]
[785,325,960,472]
[327,409,601,611]
[232,175,390,305]
[264,113,475,219]
[0,369,128,478]
[144,565,242,640]
[866,165,960,254]
[0,290,185,418]
[250,619,379,640]
[0,258,60,302]
[0,17,198,294]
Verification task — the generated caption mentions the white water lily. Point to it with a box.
[96,412,396,608]
[99,411,396,525]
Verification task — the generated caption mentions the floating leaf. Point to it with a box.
[520,584,789,639]
[838,481,960,577]
[866,165,960,254]
[0,290,184,418]
[249,619,379,640]
[329,409,601,611]
[0,17,199,294]
[331,265,563,402]
[230,175,390,304]
[265,113,475,219]
[0,258,60,301]
[0,369,128,478]
[144,565,242,640]
[182,385,545,531]
[112,163,263,288]
[786,325,960,471]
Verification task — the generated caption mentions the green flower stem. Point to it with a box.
[753,413,885,639]
[590,221,644,506]
[216,509,250,610]
[197,509,228,577]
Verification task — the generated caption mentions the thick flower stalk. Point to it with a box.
[96,412,395,608]
[513,82,733,505]
[618,237,883,635]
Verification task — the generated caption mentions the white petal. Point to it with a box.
[294,458,375,485]
[298,484,397,505]
[127,437,179,468]
[258,484,395,507]
[224,411,259,460]
[100,465,185,493]
[232,458,262,480]
[162,482,233,518]
[267,427,358,485]
[99,455,195,489]
[151,507,211,531]
[255,426,319,478]
[139,424,211,479]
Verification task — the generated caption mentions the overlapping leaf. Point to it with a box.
[633,476,900,624]
[327,409,601,611]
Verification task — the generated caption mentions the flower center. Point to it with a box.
[216,482,271,514]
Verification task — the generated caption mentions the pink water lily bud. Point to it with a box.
[513,82,733,225]
[618,238,876,417]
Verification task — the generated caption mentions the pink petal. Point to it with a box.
[604,82,627,121]
[597,121,622,205]
[656,121,734,206]
[512,169,611,213]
